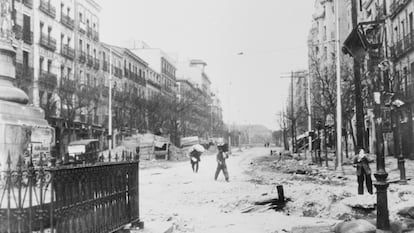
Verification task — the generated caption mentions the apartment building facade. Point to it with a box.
[131,48,177,98]
[387,0,414,158]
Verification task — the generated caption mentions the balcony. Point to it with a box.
[132,73,146,86]
[39,71,57,89]
[61,44,75,60]
[61,13,74,30]
[390,0,410,19]
[39,33,56,51]
[87,26,93,38]
[124,69,129,78]
[39,0,56,19]
[87,55,93,67]
[94,58,100,70]
[147,79,161,90]
[113,67,122,78]
[61,78,76,92]
[78,50,86,63]
[23,0,32,8]
[390,31,414,60]
[22,30,33,44]
[79,21,86,34]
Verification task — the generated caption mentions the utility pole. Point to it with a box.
[351,0,365,151]
[307,70,312,158]
[108,47,113,152]
[291,71,295,153]
[335,0,342,170]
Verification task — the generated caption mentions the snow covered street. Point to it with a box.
[139,147,339,233]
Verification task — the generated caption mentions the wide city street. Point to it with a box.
[139,147,414,233]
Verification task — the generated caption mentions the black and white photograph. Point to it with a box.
[0,0,414,232]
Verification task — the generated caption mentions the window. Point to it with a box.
[23,51,29,68]
[86,73,90,86]
[79,13,83,22]
[47,60,52,73]
[40,57,44,71]
[23,14,31,33]
[79,39,83,51]
[60,66,67,79]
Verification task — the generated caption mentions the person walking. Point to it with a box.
[188,144,205,173]
[353,148,373,195]
[214,144,229,182]
[189,149,201,173]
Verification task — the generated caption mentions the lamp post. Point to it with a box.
[392,98,407,184]
[343,20,390,231]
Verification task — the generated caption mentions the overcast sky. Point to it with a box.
[98,0,315,130]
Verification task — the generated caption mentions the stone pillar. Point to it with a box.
[0,0,52,171]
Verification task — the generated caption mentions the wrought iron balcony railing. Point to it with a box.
[87,55,93,67]
[61,13,74,30]
[87,26,93,38]
[147,79,161,89]
[39,33,56,51]
[39,70,57,89]
[39,0,56,18]
[61,44,75,60]
[390,31,414,60]
[78,50,86,63]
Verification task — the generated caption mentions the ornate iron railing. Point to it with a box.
[0,151,141,233]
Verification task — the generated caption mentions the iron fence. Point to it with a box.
[0,151,141,233]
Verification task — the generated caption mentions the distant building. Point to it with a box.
[131,47,177,98]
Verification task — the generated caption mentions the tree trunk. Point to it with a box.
[348,119,357,154]
[324,123,328,167]
[345,127,349,158]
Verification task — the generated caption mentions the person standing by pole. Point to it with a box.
[353,148,373,195]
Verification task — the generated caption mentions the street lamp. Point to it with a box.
[343,19,390,231]
[392,96,407,184]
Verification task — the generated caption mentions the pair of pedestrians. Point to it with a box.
[188,143,230,182]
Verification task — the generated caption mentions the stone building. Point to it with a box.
[12,0,105,154]
[387,0,414,158]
